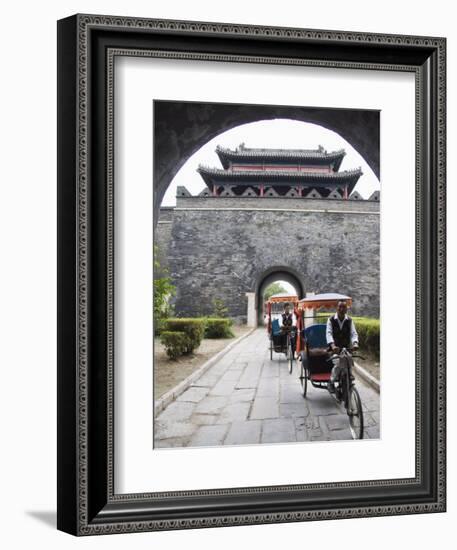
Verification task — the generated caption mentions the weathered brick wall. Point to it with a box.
[155,221,173,275]
[175,196,380,212]
[157,197,380,321]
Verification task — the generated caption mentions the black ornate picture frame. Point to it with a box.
[57,14,446,535]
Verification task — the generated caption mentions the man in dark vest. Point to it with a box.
[280,302,296,357]
[326,300,359,393]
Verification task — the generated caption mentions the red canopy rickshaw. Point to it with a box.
[266,293,299,371]
[294,293,352,354]
[294,293,364,439]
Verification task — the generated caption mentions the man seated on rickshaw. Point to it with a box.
[278,302,296,357]
[326,300,359,393]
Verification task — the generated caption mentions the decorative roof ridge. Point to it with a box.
[215,144,346,158]
[197,165,362,177]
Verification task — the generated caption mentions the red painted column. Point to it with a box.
[343,185,348,200]
[213,184,218,197]
[260,184,264,197]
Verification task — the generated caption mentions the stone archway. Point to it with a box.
[254,266,305,326]
[153,100,380,221]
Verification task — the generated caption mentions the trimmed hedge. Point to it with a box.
[161,318,205,354]
[204,318,235,339]
[160,331,188,359]
[352,317,380,359]
[154,318,165,337]
[159,317,236,359]
[315,312,329,324]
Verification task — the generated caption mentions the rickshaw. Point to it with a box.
[295,293,364,440]
[266,293,298,373]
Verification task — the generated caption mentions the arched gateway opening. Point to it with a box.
[256,267,305,326]
[155,107,381,323]
[154,100,380,221]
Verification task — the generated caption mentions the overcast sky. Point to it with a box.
[160,119,380,206]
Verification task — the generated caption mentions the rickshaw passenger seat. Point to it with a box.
[271,319,281,336]
[304,325,329,356]
[304,324,327,348]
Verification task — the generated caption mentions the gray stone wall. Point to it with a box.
[175,196,380,212]
[160,197,380,321]
[155,213,173,274]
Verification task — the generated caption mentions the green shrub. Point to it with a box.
[212,298,229,318]
[154,318,166,337]
[352,317,380,359]
[153,245,176,330]
[315,312,330,324]
[204,318,235,339]
[160,331,188,359]
[161,318,205,354]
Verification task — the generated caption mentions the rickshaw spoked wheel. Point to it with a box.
[300,361,308,397]
[348,386,364,439]
[287,336,293,374]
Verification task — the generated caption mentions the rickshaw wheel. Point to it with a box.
[287,340,293,374]
[300,362,308,397]
[348,386,364,439]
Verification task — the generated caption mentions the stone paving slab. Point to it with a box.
[280,402,309,418]
[218,402,251,423]
[256,378,280,397]
[250,397,280,420]
[280,384,307,404]
[209,378,238,396]
[176,386,209,403]
[261,418,296,444]
[154,419,195,439]
[154,328,380,448]
[192,374,219,387]
[158,401,195,422]
[194,396,228,414]
[306,393,341,416]
[191,413,219,426]
[189,424,229,447]
[229,388,256,402]
[155,436,190,448]
[294,418,310,442]
[324,414,352,432]
[224,420,262,445]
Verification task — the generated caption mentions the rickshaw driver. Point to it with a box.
[279,302,296,358]
[326,300,359,393]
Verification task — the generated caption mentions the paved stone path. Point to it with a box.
[154,328,380,448]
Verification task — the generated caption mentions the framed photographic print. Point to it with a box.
[57,14,446,535]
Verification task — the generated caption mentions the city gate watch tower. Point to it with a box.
[197,143,363,199]
[156,144,380,324]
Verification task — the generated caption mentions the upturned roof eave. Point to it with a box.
[215,146,346,170]
[197,166,362,181]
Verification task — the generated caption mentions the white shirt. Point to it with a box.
[274,312,296,327]
[326,313,359,346]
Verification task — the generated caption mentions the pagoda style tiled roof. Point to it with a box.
[197,165,362,186]
[216,143,346,171]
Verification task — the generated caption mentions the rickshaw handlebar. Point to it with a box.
[327,351,365,361]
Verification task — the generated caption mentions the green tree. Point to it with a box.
[212,297,229,318]
[154,245,176,326]
[263,282,287,302]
